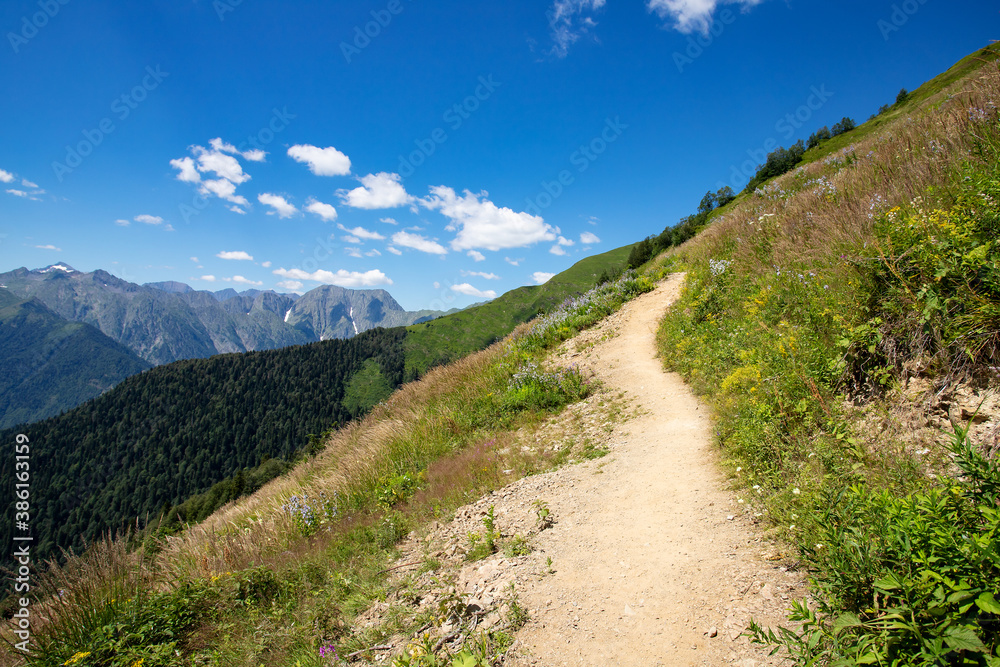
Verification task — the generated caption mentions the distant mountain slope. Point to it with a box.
[403,243,636,374]
[0,327,407,561]
[0,289,151,429]
[0,264,445,366]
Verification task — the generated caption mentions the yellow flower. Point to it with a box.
[64,652,91,666]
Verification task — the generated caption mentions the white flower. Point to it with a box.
[792,488,801,495]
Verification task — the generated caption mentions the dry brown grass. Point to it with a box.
[676,57,1000,287]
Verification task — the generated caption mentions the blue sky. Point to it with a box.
[1,0,995,310]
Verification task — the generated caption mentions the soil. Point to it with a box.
[382,275,805,666]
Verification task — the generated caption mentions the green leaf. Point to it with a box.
[943,627,986,652]
[833,612,862,635]
[976,592,1000,615]
[451,653,482,667]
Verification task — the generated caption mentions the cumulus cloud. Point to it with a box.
[273,267,392,287]
[580,231,601,244]
[462,270,500,280]
[421,186,555,251]
[338,223,386,241]
[392,231,448,255]
[169,157,201,183]
[647,0,764,34]
[451,283,497,299]
[340,172,413,209]
[549,245,568,256]
[379,217,398,225]
[7,189,28,197]
[200,275,217,282]
[209,137,266,162]
[557,236,575,246]
[232,275,263,286]
[277,280,304,291]
[115,219,131,227]
[170,140,260,210]
[505,257,523,266]
[467,250,486,262]
[258,193,299,218]
[548,0,606,58]
[387,247,403,256]
[342,235,362,244]
[35,244,62,251]
[262,261,272,268]
[305,199,338,222]
[532,272,556,284]
[0,169,14,183]
[345,247,363,258]
[287,144,351,176]
[217,250,254,261]
[135,214,164,225]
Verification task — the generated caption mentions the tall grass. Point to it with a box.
[656,47,1000,662]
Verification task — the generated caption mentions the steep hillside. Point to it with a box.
[404,243,635,373]
[0,290,151,429]
[0,327,407,563]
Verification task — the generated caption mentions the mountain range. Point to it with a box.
[0,263,446,427]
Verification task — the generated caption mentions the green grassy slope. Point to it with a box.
[403,243,635,374]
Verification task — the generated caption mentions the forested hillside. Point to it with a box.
[0,327,406,562]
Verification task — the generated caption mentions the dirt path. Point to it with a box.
[385,275,803,666]
[502,275,802,666]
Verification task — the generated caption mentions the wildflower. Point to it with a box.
[789,524,796,530]
[792,488,800,495]
[64,654,91,667]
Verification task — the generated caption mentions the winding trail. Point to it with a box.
[507,275,803,666]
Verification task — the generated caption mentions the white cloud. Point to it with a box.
[462,270,501,280]
[557,235,575,246]
[169,157,201,183]
[379,217,398,225]
[7,189,28,197]
[549,245,568,256]
[340,172,414,209]
[287,144,352,176]
[647,0,763,34]
[421,186,555,251]
[532,271,556,284]
[228,204,247,214]
[345,247,363,258]
[277,280,304,291]
[342,235,362,244]
[451,283,497,299]
[261,261,272,268]
[0,169,14,183]
[338,223,386,241]
[392,231,448,255]
[580,231,601,244]
[367,249,381,257]
[115,219,131,226]
[217,250,254,261]
[190,257,199,262]
[35,244,62,251]
[433,281,442,289]
[387,247,403,256]
[232,275,263,286]
[200,275,217,282]
[273,267,392,287]
[505,257,523,266]
[194,147,250,184]
[258,193,299,218]
[467,250,486,262]
[201,178,250,207]
[548,0,606,58]
[305,199,338,222]
[21,179,38,188]
[135,214,164,225]
[209,137,266,162]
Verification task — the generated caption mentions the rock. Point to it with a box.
[707,626,718,638]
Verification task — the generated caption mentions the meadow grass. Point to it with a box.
[656,46,1000,663]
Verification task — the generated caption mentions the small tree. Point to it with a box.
[698,190,716,215]
[714,185,736,208]
[895,87,909,105]
[831,116,856,136]
[808,126,832,149]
